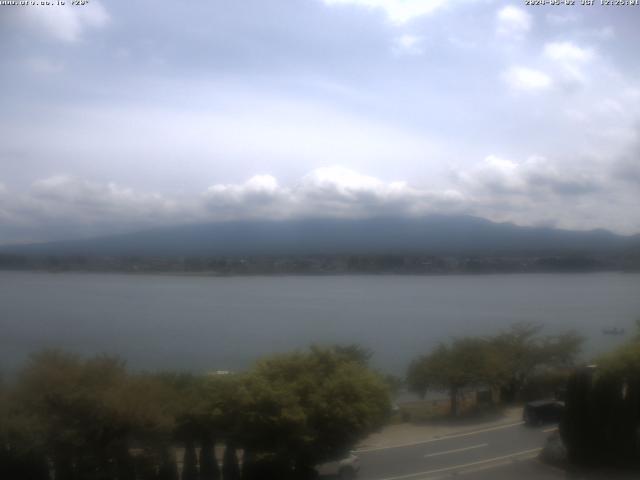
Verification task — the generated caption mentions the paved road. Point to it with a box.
[356,421,561,480]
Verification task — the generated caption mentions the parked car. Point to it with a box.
[523,399,564,426]
[316,453,360,479]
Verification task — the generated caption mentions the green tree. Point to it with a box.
[233,347,390,477]
[492,323,583,402]
[14,350,176,480]
[332,344,372,366]
[407,338,505,416]
[561,338,640,466]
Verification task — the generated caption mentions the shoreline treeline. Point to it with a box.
[407,323,584,416]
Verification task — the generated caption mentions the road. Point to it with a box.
[356,421,561,480]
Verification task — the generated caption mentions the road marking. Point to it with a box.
[424,443,488,458]
[373,447,542,480]
[355,421,524,453]
[543,427,558,433]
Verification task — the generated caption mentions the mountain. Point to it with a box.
[1,215,638,258]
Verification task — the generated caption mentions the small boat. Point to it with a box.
[602,328,625,335]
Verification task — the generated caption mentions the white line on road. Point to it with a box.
[355,421,524,453]
[543,427,558,433]
[372,447,542,480]
[424,443,488,458]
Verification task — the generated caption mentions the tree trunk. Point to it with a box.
[222,443,240,480]
[158,447,179,480]
[182,440,198,480]
[450,386,459,417]
[199,437,220,480]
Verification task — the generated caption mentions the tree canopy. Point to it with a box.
[491,323,583,401]
[1,346,390,480]
[406,337,506,415]
[235,346,390,476]
[407,324,584,411]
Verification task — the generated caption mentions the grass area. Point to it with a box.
[390,398,508,425]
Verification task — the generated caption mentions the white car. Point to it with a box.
[316,453,360,479]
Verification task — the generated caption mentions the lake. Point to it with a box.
[1,271,639,375]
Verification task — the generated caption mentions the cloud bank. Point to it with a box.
[1,155,638,245]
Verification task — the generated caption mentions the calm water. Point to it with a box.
[1,272,639,374]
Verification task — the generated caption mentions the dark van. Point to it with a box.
[523,400,564,426]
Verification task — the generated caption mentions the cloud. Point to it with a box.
[502,66,552,91]
[496,6,531,38]
[613,136,640,187]
[543,41,594,86]
[204,167,467,220]
[545,12,578,26]
[543,42,593,63]
[322,0,450,24]
[2,156,640,245]
[0,168,469,243]
[392,34,424,55]
[455,155,601,197]
[4,1,109,42]
[204,175,292,219]
[26,175,191,229]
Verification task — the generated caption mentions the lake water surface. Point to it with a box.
[1,272,639,374]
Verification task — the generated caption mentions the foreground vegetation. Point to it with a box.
[407,323,583,416]
[4,321,639,477]
[0,346,390,480]
[561,324,640,467]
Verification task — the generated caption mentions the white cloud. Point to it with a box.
[28,175,188,226]
[322,0,450,24]
[544,42,593,63]
[496,6,531,38]
[204,167,467,220]
[0,169,469,243]
[455,155,600,197]
[502,66,552,91]
[545,13,578,26]
[543,41,594,86]
[7,1,109,42]
[392,34,424,55]
[2,155,640,245]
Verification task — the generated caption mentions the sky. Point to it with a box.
[0,0,639,244]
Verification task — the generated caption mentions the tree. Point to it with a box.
[233,347,390,477]
[182,440,198,480]
[222,443,240,480]
[491,323,583,402]
[561,339,640,466]
[157,447,179,480]
[199,434,220,480]
[407,338,505,416]
[331,344,372,366]
[0,379,50,480]
[407,357,430,399]
[14,350,176,480]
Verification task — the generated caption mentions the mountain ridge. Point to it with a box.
[1,215,638,258]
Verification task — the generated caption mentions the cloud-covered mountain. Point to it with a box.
[2,215,637,258]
